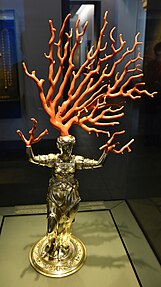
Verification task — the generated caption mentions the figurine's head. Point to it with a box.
[57,135,76,156]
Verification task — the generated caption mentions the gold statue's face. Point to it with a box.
[61,143,73,156]
[57,135,76,156]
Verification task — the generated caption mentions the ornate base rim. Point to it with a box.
[29,235,86,278]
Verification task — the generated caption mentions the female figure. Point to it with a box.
[17,119,107,260]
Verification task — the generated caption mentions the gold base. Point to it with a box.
[29,235,86,278]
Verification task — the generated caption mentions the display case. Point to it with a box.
[0,0,161,286]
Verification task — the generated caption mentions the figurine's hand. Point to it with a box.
[16,129,31,147]
[99,143,118,153]
[103,146,109,153]
[17,118,48,147]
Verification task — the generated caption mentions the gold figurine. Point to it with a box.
[17,11,155,277]
[17,119,107,277]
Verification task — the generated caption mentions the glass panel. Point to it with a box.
[0,0,160,265]
[0,10,20,100]
[70,4,95,69]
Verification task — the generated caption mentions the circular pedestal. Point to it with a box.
[29,235,86,277]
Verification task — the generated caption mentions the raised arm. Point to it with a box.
[75,150,107,170]
[75,130,134,170]
[17,118,56,167]
[26,146,56,167]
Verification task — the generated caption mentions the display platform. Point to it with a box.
[0,201,161,287]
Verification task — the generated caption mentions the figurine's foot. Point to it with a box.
[30,235,86,277]
[42,242,56,259]
[44,244,50,253]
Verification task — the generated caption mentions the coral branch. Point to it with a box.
[22,63,50,115]
[99,130,134,154]
[17,118,48,147]
[22,11,156,142]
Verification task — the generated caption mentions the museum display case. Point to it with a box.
[0,0,161,286]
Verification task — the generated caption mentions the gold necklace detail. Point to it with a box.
[1,28,13,90]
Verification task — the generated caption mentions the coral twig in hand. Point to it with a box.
[99,130,134,154]
[17,118,48,147]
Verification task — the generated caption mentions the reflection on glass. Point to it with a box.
[70,4,94,70]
